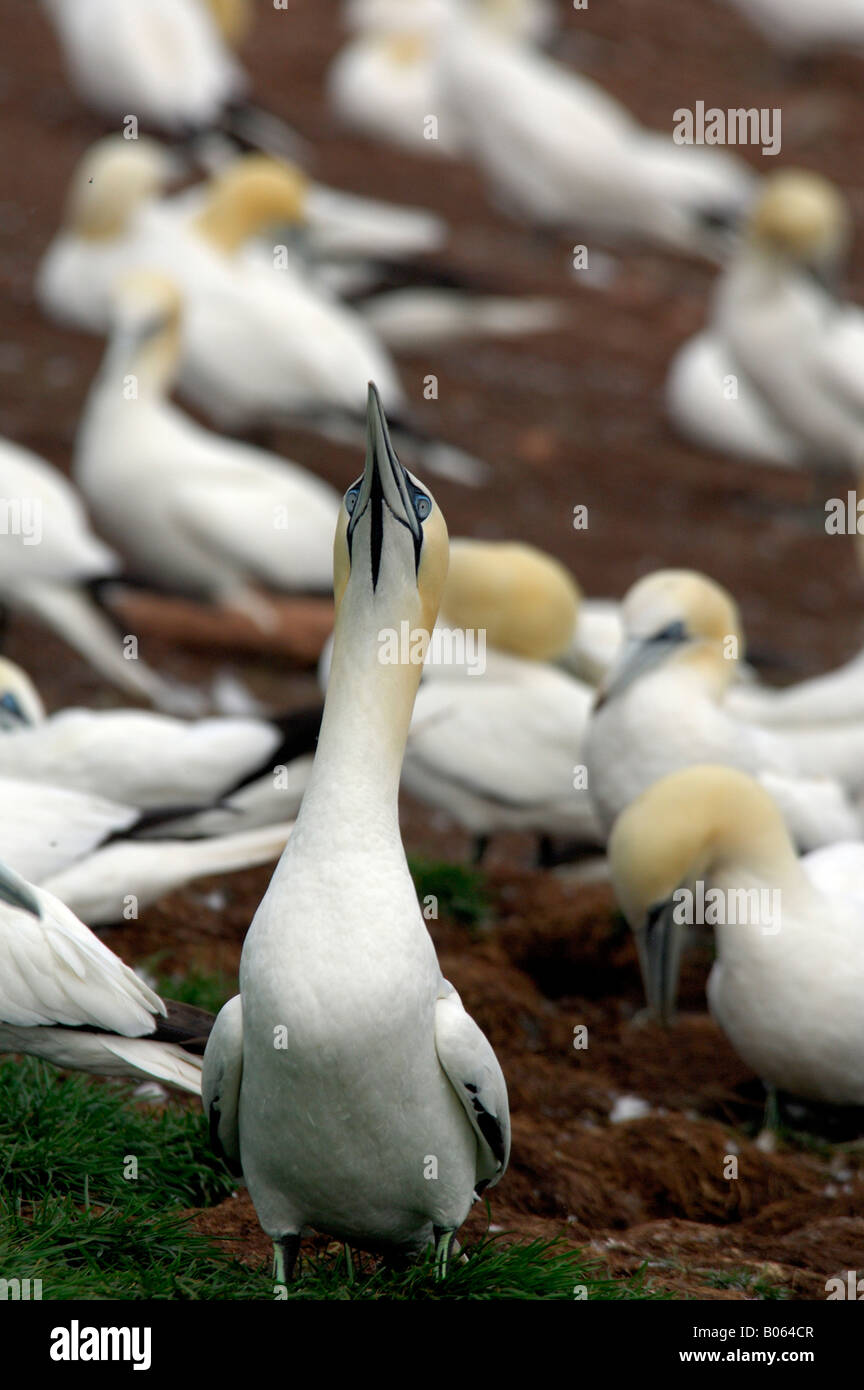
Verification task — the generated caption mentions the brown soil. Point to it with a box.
[3,0,864,1299]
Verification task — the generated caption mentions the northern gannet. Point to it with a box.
[42,0,246,133]
[204,386,509,1276]
[0,658,319,834]
[610,764,864,1106]
[678,170,864,473]
[74,271,341,622]
[435,9,757,259]
[330,0,555,156]
[0,435,191,712]
[0,775,293,926]
[0,857,208,1093]
[583,570,864,851]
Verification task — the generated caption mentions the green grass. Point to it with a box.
[0,1057,661,1301]
[408,857,489,931]
[703,1268,793,1301]
[151,964,236,1016]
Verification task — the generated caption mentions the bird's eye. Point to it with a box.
[345,488,360,515]
[413,493,431,521]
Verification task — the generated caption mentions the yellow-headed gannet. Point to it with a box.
[610,764,864,1106]
[681,170,864,473]
[0,857,208,1092]
[203,385,509,1277]
[74,271,341,623]
[583,570,864,851]
[0,434,193,712]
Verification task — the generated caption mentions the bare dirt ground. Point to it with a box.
[2,0,864,1298]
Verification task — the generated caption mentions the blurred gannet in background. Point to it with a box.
[0,435,193,712]
[41,0,303,158]
[204,386,509,1277]
[41,0,246,134]
[35,137,183,333]
[74,272,341,624]
[0,858,210,1092]
[726,0,864,55]
[583,570,864,851]
[435,9,757,260]
[611,764,864,1106]
[330,0,555,155]
[672,170,864,472]
[0,658,319,834]
[0,775,293,925]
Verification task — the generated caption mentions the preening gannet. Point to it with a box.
[0,775,293,926]
[0,658,319,834]
[691,170,864,473]
[583,570,864,851]
[435,9,757,259]
[610,764,864,1106]
[0,435,189,712]
[0,858,208,1093]
[74,271,341,622]
[203,385,509,1275]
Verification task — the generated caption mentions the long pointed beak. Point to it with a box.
[596,623,688,709]
[635,898,685,1026]
[349,382,421,588]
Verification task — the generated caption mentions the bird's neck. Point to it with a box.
[100,324,180,400]
[296,601,426,845]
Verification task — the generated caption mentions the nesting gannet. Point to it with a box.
[0,658,319,832]
[0,775,293,926]
[0,857,208,1092]
[0,435,191,711]
[74,272,341,621]
[726,0,864,55]
[583,570,863,851]
[689,170,864,473]
[204,386,509,1275]
[435,10,756,260]
[610,764,864,1106]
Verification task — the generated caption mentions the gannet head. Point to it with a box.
[748,169,851,276]
[441,539,580,660]
[333,383,449,640]
[195,156,309,253]
[598,569,742,706]
[0,659,45,729]
[65,136,179,242]
[609,765,793,1023]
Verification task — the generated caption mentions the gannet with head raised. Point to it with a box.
[203,385,509,1276]
[610,764,864,1106]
